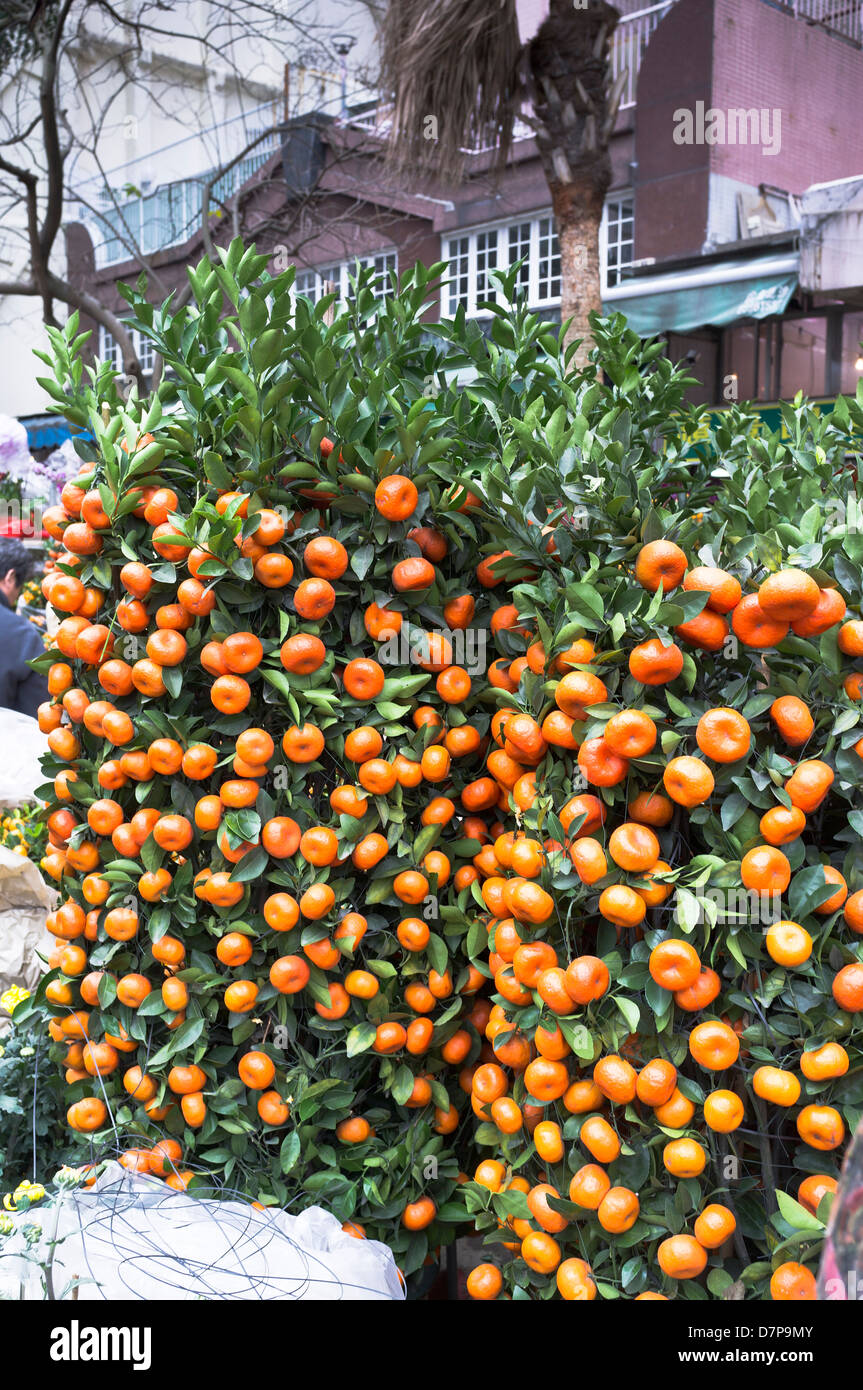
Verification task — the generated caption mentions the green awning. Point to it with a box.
[603,254,798,337]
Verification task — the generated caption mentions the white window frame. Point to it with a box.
[442,212,562,318]
[98,324,156,376]
[442,198,635,313]
[601,191,635,291]
[294,250,398,306]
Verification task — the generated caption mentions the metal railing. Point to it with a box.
[609,0,861,115]
[612,2,677,110]
[75,64,375,269]
[77,100,284,268]
[779,0,862,43]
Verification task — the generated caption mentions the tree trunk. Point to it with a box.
[552,175,606,367]
[525,0,620,370]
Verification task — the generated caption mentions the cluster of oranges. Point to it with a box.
[454,540,860,1301]
[27,278,861,1302]
[33,440,538,1251]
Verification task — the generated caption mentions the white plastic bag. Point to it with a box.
[0,1162,404,1301]
[0,708,46,807]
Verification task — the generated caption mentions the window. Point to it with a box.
[443,204,619,315]
[137,334,156,375]
[98,324,123,373]
[537,216,561,301]
[780,317,828,400]
[98,324,155,377]
[840,311,863,397]
[293,252,398,305]
[507,222,531,297]
[603,194,635,289]
[365,252,398,300]
[444,215,562,317]
[88,134,278,269]
[475,230,499,304]
[447,236,470,311]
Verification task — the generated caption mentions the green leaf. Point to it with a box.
[229,845,269,883]
[140,834,164,874]
[345,1022,376,1057]
[279,1131,301,1175]
[426,932,448,976]
[614,996,641,1032]
[350,543,375,580]
[391,1064,416,1106]
[775,1190,824,1232]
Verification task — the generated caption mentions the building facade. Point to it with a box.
[21,0,863,434]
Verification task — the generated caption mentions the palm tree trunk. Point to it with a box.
[525,0,620,366]
[552,175,606,366]
[379,0,622,366]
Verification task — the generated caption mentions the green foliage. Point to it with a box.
[0,1019,74,1191]
[27,239,863,1300]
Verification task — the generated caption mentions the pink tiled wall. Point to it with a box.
[711,0,863,193]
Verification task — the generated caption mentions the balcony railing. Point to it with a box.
[772,0,862,43]
[612,2,677,110]
[75,65,375,269]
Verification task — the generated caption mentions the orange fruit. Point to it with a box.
[663,755,714,807]
[800,1042,849,1081]
[374,474,418,520]
[568,1164,611,1210]
[740,845,791,895]
[683,565,742,613]
[603,709,657,758]
[769,1262,817,1301]
[607,822,659,872]
[703,1089,744,1133]
[732,594,789,649]
[758,569,820,622]
[628,638,683,685]
[635,539,687,593]
[649,939,701,991]
[696,707,751,762]
[597,1185,639,1234]
[689,1019,740,1070]
[663,1136,707,1178]
[797,1174,838,1215]
[770,695,814,747]
[657,1235,707,1280]
[785,759,834,812]
[796,1104,844,1150]
[765,920,811,967]
[833,961,863,1011]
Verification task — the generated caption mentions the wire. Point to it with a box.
[2,1152,404,1302]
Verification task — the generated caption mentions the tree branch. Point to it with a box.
[37,0,76,270]
[46,270,142,384]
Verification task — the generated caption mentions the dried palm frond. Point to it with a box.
[380,0,521,178]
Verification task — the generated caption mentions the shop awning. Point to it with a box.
[19,415,92,450]
[602,252,799,337]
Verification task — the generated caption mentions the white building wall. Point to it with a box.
[0,0,378,419]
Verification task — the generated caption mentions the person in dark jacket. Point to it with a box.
[0,538,49,719]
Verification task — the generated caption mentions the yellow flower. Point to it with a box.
[0,1214,14,1236]
[19,1181,45,1203]
[4,1180,46,1211]
[0,985,30,1013]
